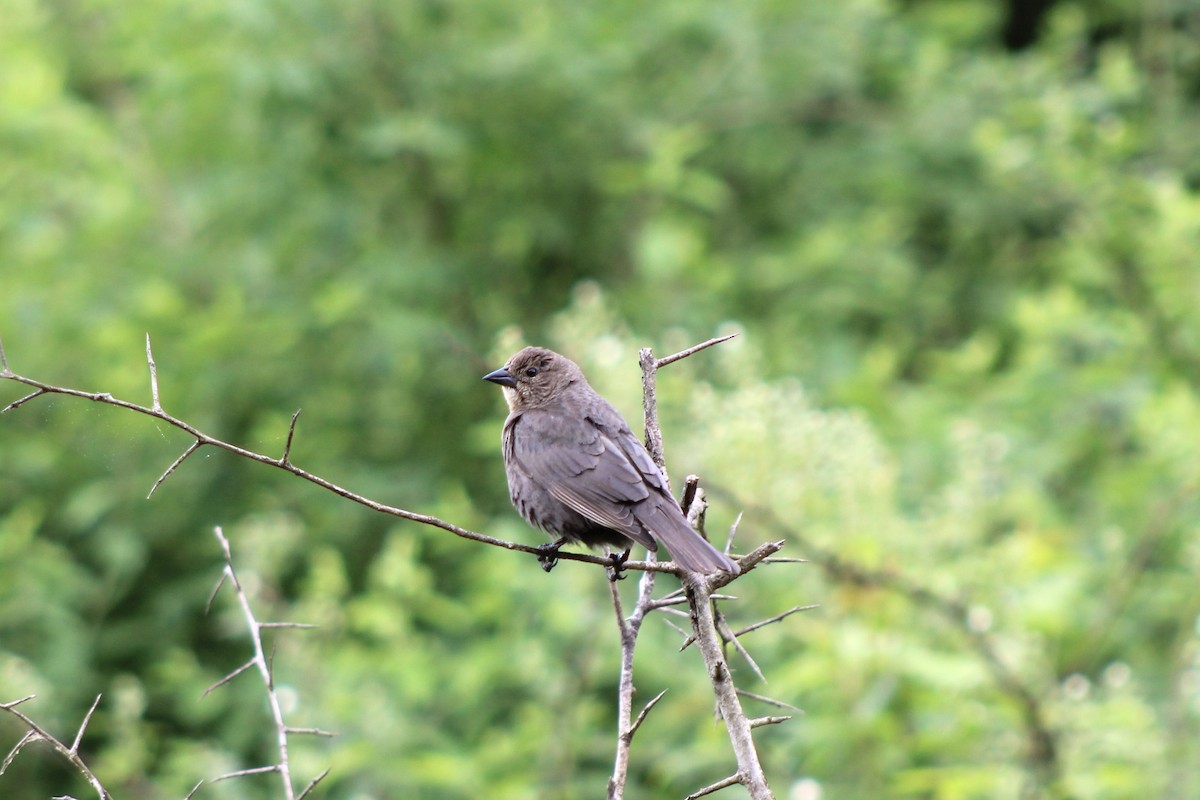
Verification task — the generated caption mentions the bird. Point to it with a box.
[483,346,739,575]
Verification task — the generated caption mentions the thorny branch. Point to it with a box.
[0,695,111,800]
[0,529,331,800]
[0,336,677,575]
[1,333,803,799]
[204,526,331,800]
[607,337,787,800]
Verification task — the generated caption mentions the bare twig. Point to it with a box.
[732,605,818,638]
[724,511,743,556]
[749,716,791,729]
[736,689,802,713]
[655,333,738,369]
[607,561,659,800]
[205,570,228,614]
[629,335,776,799]
[639,348,668,471]
[202,660,256,697]
[285,727,337,738]
[296,768,331,800]
[0,696,113,800]
[629,689,668,740]
[282,409,302,466]
[0,338,684,575]
[2,731,38,775]
[145,334,162,412]
[1,388,48,414]
[716,612,767,684]
[686,573,775,799]
[70,695,103,753]
[208,526,326,799]
[684,772,743,800]
[2,334,795,800]
[610,334,750,800]
[212,765,280,782]
[147,439,202,499]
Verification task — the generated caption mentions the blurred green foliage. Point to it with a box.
[3,0,1200,798]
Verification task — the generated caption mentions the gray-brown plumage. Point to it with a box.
[483,346,739,575]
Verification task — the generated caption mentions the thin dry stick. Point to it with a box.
[608,342,682,800]
[732,605,818,638]
[609,336,752,800]
[687,572,775,800]
[715,612,766,684]
[146,333,162,412]
[0,335,679,576]
[606,566,660,800]
[736,689,802,713]
[655,334,738,369]
[749,716,792,729]
[684,770,743,799]
[209,526,329,800]
[631,338,779,800]
[2,334,787,798]
[297,767,332,800]
[0,695,113,800]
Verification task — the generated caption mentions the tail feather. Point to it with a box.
[637,502,740,574]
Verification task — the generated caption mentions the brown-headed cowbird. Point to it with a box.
[483,346,739,575]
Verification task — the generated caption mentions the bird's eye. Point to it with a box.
[525,367,539,378]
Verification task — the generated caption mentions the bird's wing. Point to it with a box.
[582,413,739,575]
[508,408,658,549]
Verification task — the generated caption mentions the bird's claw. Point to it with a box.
[606,548,631,582]
[536,540,565,573]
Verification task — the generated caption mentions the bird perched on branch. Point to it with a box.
[483,346,739,575]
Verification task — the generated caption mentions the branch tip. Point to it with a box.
[656,333,738,369]
[297,768,332,800]
[205,571,227,615]
[724,511,743,553]
[2,388,48,414]
[147,439,203,498]
[749,715,791,728]
[0,695,37,710]
[281,408,302,465]
[145,333,162,412]
[628,689,669,741]
[732,605,818,639]
[735,689,802,713]
[212,764,280,782]
[70,695,103,754]
[684,772,744,800]
[2,730,40,776]
[285,727,337,738]
[202,660,255,697]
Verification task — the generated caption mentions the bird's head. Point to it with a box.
[482,346,583,412]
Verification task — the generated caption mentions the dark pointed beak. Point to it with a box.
[482,367,518,388]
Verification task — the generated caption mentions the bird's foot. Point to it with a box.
[536,538,567,573]
[606,548,632,582]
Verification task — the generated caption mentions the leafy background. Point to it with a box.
[2,0,1199,798]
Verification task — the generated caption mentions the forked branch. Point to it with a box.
[0,336,693,575]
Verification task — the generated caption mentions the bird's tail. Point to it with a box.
[640,504,740,575]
